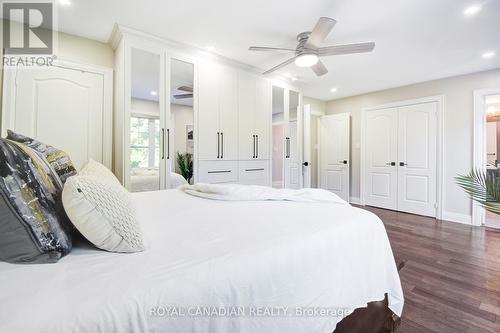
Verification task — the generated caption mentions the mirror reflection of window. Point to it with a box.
[170,59,194,185]
[129,48,161,192]
[272,86,285,189]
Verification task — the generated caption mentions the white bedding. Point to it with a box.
[0,189,403,333]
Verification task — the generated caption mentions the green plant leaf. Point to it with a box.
[456,169,500,214]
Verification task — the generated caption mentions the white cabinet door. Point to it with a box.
[255,77,270,160]
[198,61,220,160]
[239,160,270,186]
[6,66,104,170]
[365,108,398,210]
[319,113,350,201]
[238,72,256,160]
[218,65,238,160]
[397,102,437,217]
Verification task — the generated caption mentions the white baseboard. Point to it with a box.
[349,196,361,205]
[272,181,282,188]
[441,211,472,225]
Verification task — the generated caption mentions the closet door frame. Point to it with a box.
[166,51,199,184]
[123,36,168,190]
[360,95,444,219]
[1,60,113,169]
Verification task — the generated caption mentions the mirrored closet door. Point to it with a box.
[271,85,303,189]
[127,47,166,192]
[271,85,286,188]
[168,57,195,186]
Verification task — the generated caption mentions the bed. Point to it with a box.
[130,169,188,192]
[0,189,403,333]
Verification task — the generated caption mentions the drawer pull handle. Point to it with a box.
[245,168,264,172]
[207,170,231,174]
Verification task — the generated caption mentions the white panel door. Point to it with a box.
[397,102,437,217]
[255,77,270,160]
[9,66,104,170]
[365,108,398,209]
[198,61,220,160]
[238,72,256,160]
[218,65,238,160]
[285,121,300,189]
[319,113,350,201]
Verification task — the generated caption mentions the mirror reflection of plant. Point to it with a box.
[456,169,500,214]
[177,152,193,184]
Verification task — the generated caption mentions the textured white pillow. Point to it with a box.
[79,159,121,185]
[62,175,145,253]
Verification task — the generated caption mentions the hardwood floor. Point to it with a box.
[360,206,500,333]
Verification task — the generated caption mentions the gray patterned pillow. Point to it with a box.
[0,138,72,263]
[7,130,77,184]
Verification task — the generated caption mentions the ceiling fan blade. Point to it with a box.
[311,60,328,76]
[177,86,193,92]
[174,94,193,99]
[304,17,337,49]
[249,46,296,52]
[318,42,375,56]
[262,56,297,75]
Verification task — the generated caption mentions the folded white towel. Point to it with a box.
[179,183,349,205]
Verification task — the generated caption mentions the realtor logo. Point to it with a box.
[2,1,53,55]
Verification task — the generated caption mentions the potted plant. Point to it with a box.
[176,152,193,184]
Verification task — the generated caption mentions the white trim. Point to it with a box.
[349,196,361,205]
[472,88,500,226]
[1,60,113,169]
[311,110,325,116]
[360,95,444,220]
[442,211,472,225]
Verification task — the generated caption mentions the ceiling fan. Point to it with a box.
[248,17,375,76]
[173,86,193,99]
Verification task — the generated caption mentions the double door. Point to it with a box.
[238,72,270,160]
[364,102,437,217]
[198,61,238,161]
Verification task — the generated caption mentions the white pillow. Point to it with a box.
[79,159,121,185]
[62,175,145,253]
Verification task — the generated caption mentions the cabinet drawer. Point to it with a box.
[198,161,239,184]
[239,160,270,186]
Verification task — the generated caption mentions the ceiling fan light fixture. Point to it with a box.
[294,53,319,67]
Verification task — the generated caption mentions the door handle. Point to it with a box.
[161,128,165,160]
[399,162,408,166]
[217,132,220,159]
[303,162,309,166]
[253,135,256,158]
[256,135,259,158]
[339,160,348,164]
[220,132,224,159]
[386,162,396,166]
[167,128,170,160]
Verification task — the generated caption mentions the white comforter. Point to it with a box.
[0,189,403,333]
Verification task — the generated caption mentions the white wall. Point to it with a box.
[171,104,194,169]
[131,98,159,117]
[326,68,500,223]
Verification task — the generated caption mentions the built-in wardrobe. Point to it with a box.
[112,27,279,190]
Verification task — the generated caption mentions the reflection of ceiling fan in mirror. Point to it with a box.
[249,17,375,76]
[174,86,193,99]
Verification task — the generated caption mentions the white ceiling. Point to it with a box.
[54,0,500,101]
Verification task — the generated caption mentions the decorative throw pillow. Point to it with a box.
[79,159,121,185]
[7,130,77,184]
[0,139,72,263]
[62,175,145,253]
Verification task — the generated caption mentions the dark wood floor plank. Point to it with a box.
[358,206,500,333]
